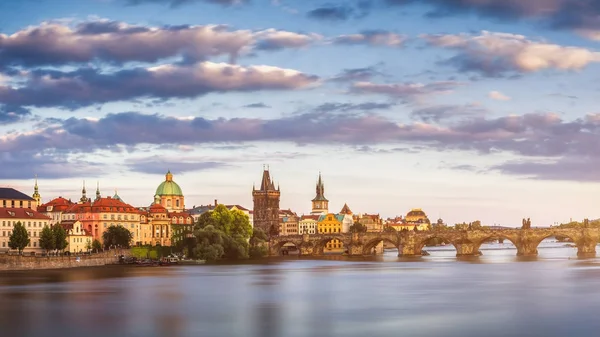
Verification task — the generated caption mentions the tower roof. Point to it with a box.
[259,167,277,191]
[340,203,352,215]
[311,172,328,202]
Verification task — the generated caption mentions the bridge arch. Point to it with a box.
[314,236,349,255]
[472,233,520,254]
[415,234,459,253]
[271,240,302,256]
[530,230,581,256]
[361,237,400,255]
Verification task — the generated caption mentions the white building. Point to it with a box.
[299,215,319,234]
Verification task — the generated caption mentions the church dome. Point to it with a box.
[155,170,183,196]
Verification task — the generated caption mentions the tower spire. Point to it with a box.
[96,181,101,200]
[32,174,41,206]
[80,180,88,203]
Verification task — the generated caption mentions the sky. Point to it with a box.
[1,0,600,226]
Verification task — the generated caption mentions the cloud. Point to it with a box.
[330,65,384,82]
[124,0,247,8]
[385,0,600,40]
[0,105,31,125]
[350,80,463,100]
[243,103,272,108]
[0,151,104,179]
[493,157,600,182]
[488,91,511,101]
[0,20,318,68]
[332,30,406,47]
[411,104,487,123]
[0,62,319,109]
[307,1,372,21]
[313,102,395,113]
[125,155,228,174]
[422,31,600,76]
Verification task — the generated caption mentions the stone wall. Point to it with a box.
[0,250,125,271]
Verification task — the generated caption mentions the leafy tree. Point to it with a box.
[9,222,30,254]
[85,239,92,252]
[249,228,269,258]
[193,206,254,261]
[102,225,133,248]
[470,220,482,229]
[52,225,68,252]
[39,226,55,253]
[92,239,102,253]
[349,221,368,233]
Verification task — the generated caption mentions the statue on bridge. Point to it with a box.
[521,218,531,229]
[584,218,589,228]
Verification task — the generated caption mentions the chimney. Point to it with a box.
[214,199,217,207]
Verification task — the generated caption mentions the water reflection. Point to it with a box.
[0,241,599,337]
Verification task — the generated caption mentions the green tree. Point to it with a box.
[92,239,102,253]
[39,226,55,253]
[52,225,68,253]
[8,222,30,254]
[349,221,368,233]
[102,225,133,248]
[249,228,269,258]
[194,225,226,262]
[85,239,92,252]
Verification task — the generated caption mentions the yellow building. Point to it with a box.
[62,220,93,253]
[387,209,431,231]
[154,170,185,212]
[317,213,345,252]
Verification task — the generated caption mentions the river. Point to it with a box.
[1,240,599,337]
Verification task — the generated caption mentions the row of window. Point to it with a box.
[1,240,39,248]
[1,221,47,227]
[1,200,32,208]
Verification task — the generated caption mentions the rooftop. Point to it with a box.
[0,188,34,201]
[0,207,51,220]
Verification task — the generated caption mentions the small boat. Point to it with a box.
[178,259,206,265]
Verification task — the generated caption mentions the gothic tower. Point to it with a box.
[80,181,89,203]
[252,166,281,237]
[32,174,41,207]
[311,172,328,215]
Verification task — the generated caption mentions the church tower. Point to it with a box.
[252,166,281,237]
[32,175,41,207]
[311,172,328,215]
[80,181,89,203]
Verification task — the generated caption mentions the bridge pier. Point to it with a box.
[576,242,597,258]
[516,240,538,256]
[454,243,480,257]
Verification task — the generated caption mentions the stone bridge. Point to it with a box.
[269,228,600,258]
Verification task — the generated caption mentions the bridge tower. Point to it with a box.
[252,166,281,237]
[311,172,329,215]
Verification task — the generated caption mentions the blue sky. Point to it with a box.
[1,0,600,226]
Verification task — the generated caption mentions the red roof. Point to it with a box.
[301,215,320,221]
[64,197,139,214]
[149,203,167,213]
[0,207,51,220]
[169,211,191,217]
[38,197,74,212]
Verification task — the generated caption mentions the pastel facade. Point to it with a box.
[62,220,93,253]
[299,215,319,234]
[279,209,299,235]
[0,207,51,253]
[0,187,37,210]
[318,213,345,251]
[38,197,74,226]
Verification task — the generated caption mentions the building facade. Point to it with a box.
[279,209,299,235]
[0,207,51,253]
[317,213,344,252]
[252,168,280,236]
[38,197,74,226]
[61,220,93,253]
[0,187,37,209]
[299,215,319,234]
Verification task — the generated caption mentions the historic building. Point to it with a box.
[338,203,354,233]
[356,213,383,232]
[154,170,185,212]
[61,187,142,243]
[252,167,280,236]
[0,187,37,209]
[386,209,432,231]
[279,209,299,235]
[317,213,345,252]
[61,220,93,253]
[38,197,74,226]
[311,173,328,215]
[299,215,319,234]
[0,206,51,253]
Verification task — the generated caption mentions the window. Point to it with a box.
[103,214,107,219]
[176,199,180,207]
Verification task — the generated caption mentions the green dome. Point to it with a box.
[155,171,183,196]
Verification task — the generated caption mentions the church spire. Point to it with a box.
[80,180,88,203]
[259,165,276,191]
[311,172,328,215]
[32,174,41,205]
[96,181,101,200]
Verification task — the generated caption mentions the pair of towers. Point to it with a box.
[252,167,328,236]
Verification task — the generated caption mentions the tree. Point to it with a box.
[193,205,254,261]
[249,228,269,258]
[85,239,92,252]
[52,225,68,253]
[92,239,102,253]
[383,225,396,233]
[39,226,55,253]
[102,225,133,248]
[8,222,30,254]
[349,221,368,233]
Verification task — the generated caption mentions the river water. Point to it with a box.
[1,240,600,337]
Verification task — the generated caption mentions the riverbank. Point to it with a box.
[0,250,123,271]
